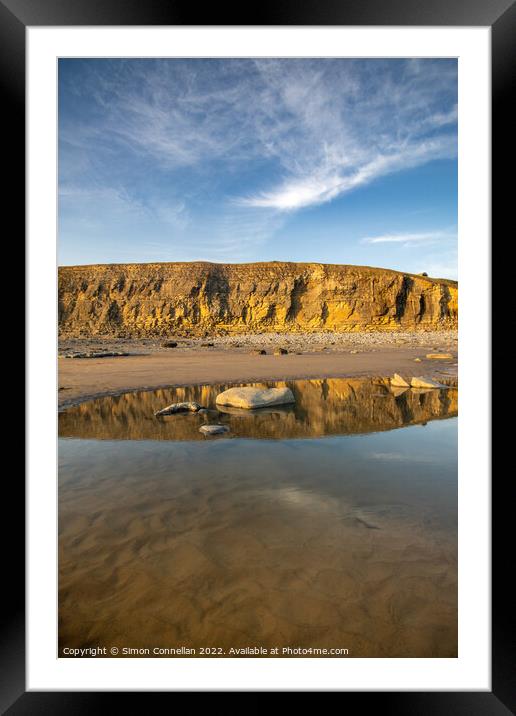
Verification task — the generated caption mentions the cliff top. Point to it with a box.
[58,261,457,287]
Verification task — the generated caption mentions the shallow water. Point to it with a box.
[58,378,457,657]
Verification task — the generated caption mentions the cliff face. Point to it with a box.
[58,262,458,337]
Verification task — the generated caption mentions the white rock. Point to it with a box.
[215,386,295,409]
[410,376,447,389]
[390,373,409,387]
[199,424,229,435]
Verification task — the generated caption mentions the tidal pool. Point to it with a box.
[58,378,458,657]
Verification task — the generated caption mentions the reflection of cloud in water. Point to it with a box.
[369,452,433,463]
[59,412,458,658]
[272,486,339,512]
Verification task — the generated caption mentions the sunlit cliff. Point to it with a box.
[58,262,458,337]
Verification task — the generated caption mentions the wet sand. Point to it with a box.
[59,335,458,658]
[58,333,458,408]
[59,418,458,658]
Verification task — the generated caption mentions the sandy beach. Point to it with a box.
[58,330,458,408]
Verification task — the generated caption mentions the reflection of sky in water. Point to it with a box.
[59,409,457,657]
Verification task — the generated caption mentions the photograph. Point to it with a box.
[57,57,459,659]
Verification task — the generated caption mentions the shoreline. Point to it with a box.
[59,332,458,409]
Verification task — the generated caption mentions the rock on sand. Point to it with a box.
[215,386,295,409]
[426,353,454,360]
[390,373,409,388]
[155,401,203,416]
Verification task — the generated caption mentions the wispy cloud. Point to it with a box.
[232,59,457,212]
[60,59,457,214]
[236,138,456,211]
[58,58,457,268]
[361,229,456,245]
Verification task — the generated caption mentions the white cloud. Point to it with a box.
[361,229,456,245]
[60,59,457,215]
[59,59,458,261]
[238,137,456,211]
[232,60,457,212]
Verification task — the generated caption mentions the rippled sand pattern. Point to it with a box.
[59,381,457,658]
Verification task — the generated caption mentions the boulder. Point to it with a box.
[161,341,178,348]
[154,401,203,416]
[390,373,410,388]
[199,424,229,435]
[215,386,295,409]
[250,349,266,355]
[274,347,288,355]
[410,377,447,389]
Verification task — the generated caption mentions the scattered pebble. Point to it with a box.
[59,330,458,358]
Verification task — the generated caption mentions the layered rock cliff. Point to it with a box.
[58,262,458,337]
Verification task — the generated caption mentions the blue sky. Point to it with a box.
[58,58,458,278]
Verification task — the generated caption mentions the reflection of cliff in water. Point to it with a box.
[59,378,458,442]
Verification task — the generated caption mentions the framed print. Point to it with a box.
[5,0,513,709]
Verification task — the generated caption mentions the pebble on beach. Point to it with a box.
[59,330,458,358]
[199,424,229,435]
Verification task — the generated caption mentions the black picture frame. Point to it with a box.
[5,0,513,710]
